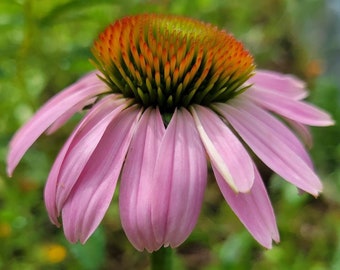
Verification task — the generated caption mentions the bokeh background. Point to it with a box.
[0,0,339,269]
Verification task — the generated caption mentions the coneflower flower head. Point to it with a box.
[92,14,254,115]
[7,14,334,252]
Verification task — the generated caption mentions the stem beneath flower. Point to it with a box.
[150,247,173,270]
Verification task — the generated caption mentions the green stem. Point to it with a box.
[150,247,173,270]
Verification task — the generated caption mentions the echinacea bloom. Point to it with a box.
[7,14,334,252]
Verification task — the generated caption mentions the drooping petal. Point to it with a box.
[190,105,254,193]
[55,97,128,214]
[62,105,141,243]
[44,141,71,226]
[47,95,122,135]
[151,108,207,249]
[218,99,322,196]
[120,107,165,252]
[283,118,313,148]
[248,69,308,100]
[216,99,313,168]
[45,97,96,135]
[213,166,279,248]
[44,95,127,224]
[7,71,108,175]
[244,87,334,126]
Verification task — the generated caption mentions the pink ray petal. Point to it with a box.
[151,108,207,248]
[62,105,141,243]
[243,88,334,126]
[219,99,322,196]
[213,166,279,248]
[44,95,126,223]
[120,107,165,252]
[45,97,96,135]
[216,99,313,168]
[284,118,313,148]
[47,94,123,135]
[7,71,108,176]
[55,97,128,214]
[190,105,254,193]
[44,141,71,226]
[248,70,308,100]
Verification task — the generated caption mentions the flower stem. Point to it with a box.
[150,247,173,270]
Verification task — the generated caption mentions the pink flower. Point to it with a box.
[7,14,334,252]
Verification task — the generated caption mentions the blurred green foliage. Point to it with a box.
[0,0,339,269]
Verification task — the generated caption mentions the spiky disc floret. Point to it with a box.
[92,14,255,113]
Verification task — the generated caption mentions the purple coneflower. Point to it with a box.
[7,14,334,252]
